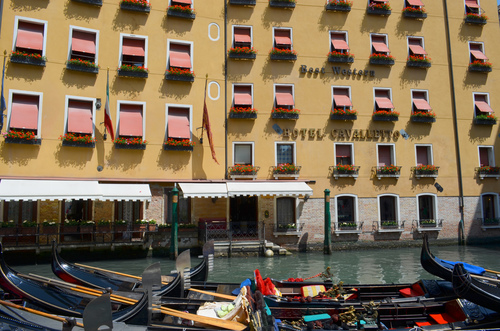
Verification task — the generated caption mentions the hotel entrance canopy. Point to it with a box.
[226,182,313,197]
[178,183,228,198]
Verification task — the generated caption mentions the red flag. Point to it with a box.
[104,69,115,141]
[203,99,219,164]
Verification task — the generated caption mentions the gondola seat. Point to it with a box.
[399,283,425,297]
[430,313,457,324]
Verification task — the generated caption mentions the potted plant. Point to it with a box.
[66,59,100,74]
[269,48,297,61]
[377,165,401,174]
[165,67,195,82]
[407,55,431,68]
[269,0,296,8]
[410,111,436,123]
[464,12,487,25]
[163,138,195,151]
[372,110,399,121]
[118,64,149,78]
[369,53,395,65]
[477,166,500,175]
[167,4,196,19]
[367,2,391,15]
[381,221,398,228]
[10,51,46,66]
[334,164,357,174]
[63,219,79,233]
[3,130,41,145]
[42,220,58,234]
[96,220,111,233]
[469,60,492,73]
[228,47,257,60]
[120,0,150,12]
[148,220,157,232]
[339,222,357,229]
[474,114,497,125]
[402,6,426,18]
[273,163,300,174]
[60,133,97,147]
[158,223,172,232]
[19,220,37,243]
[80,220,95,233]
[325,0,352,12]
[114,137,147,150]
[229,164,259,175]
[229,107,258,119]
[330,108,357,120]
[271,107,300,119]
[113,219,128,240]
[278,223,297,232]
[420,219,436,227]
[327,50,354,63]
[414,165,439,179]
[0,220,16,236]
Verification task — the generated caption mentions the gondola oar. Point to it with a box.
[484,268,500,275]
[75,263,171,285]
[189,288,237,300]
[0,299,85,328]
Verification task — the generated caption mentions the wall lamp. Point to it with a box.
[304,194,310,202]
[211,197,218,203]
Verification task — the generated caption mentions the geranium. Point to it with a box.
[166,67,195,77]
[331,108,357,116]
[66,58,99,68]
[164,138,195,147]
[119,64,148,72]
[412,111,436,118]
[272,107,300,114]
[167,4,194,13]
[229,164,259,174]
[11,51,46,60]
[408,55,431,63]
[374,110,399,117]
[415,165,438,173]
[469,60,492,68]
[327,50,354,58]
[368,2,391,10]
[335,164,356,172]
[270,48,297,56]
[465,13,488,21]
[60,133,96,144]
[3,130,36,140]
[327,0,352,7]
[378,165,401,173]
[121,0,150,7]
[478,166,500,173]
[402,6,425,13]
[274,163,299,173]
[113,137,147,145]
[370,53,395,61]
[230,107,257,114]
[476,114,497,120]
[228,47,257,55]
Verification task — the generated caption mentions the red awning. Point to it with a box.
[336,145,351,158]
[413,99,432,111]
[475,100,493,113]
[470,49,488,61]
[274,30,291,46]
[173,0,191,4]
[408,39,427,55]
[331,33,349,50]
[10,94,39,130]
[407,0,424,6]
[168,108,190,139]
[373,0,388,2]
[122,38,145,57]
[275,87,294,106]
[333,89,352,107]
[234,28,251,43]
[170,44,191,69]
[68,100,93,134]
[234,86,252,106]
[372,37,390,53]
[465,0,480,8]
[119,104,143,137]
[72,31,96,54]
[16,21,44,51]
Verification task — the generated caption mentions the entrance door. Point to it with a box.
[230,196,258,239]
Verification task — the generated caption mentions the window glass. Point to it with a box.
[277,197,295,230]
[277,143,293,164]
[235,144,252,165]
[380,196,396,222]
[337,196,354,223]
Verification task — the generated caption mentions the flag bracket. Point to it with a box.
[196,127,204,144]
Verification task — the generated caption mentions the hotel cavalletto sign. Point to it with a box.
[282,128,401,141]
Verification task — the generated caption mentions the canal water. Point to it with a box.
[14,243,500,284]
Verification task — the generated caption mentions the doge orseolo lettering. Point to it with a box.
[282,128,401,141]
[300,65,376,78]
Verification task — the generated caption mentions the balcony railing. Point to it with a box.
[374,166,401,180]
[228,166,260,180]
[272,165,301,179]
[333,221,363,236]
[330,165,360,180]
[374,220,405,233]
[413,219,443,233]
[479,218,500,231]
[273,223,304,237]
[475,167,500,180]
[412,166,439,179]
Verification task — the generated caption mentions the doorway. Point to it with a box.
[230,196,258,239]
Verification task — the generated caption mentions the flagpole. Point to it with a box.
[200,74,208,144]
[103,68,109,140]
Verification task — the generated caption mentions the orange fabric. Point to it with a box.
[416,322,432,326]
[430,313,456,324]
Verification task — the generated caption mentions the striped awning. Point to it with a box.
[178,183,228,198]
[226,182,313,197]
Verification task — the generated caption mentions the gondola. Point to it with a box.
[452,263,500,313]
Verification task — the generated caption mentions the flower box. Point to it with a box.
[71,0,103,6]
[230,0,256,5]
[163,138,194,151]
[229,53,257,60]
[163,145,194,151]
[80,225,94,233]
[367,8,391,16]
[376,166,401,179]
[330,114,357,121]
[63,225,78,234]
[403,10,426,19]
[164,73,195,82]
[96,224,110,233]
[115,143,146,150]
[474,118,496,125]
[167,8,196,19]
[332,165,359,180]
[372,113,399,122]
[413,166,439,179]
[5,137,41,145]
[270,53,297,61]
[230,112,257,119]
[272,113,299,120]
[273,164,301,179]
[118,69,148,78]
[10,54,46,67]
[120,1,150,13]
[407,60,431,68]
[370,58,395,66]
[62,140,96,148]
[66,62,99,74]
[410,114,436,123]
[464,16,487,25]
[468,65,492,73]
[269,0,296,8]
[325,2,352,12]
[229,165,260,180]
[328,55,354,63]
[60,133,96,148]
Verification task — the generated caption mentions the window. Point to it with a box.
[473,93,494,118]
[276,142,295,165]
[167,40,193,72]
[335,143,354,165]
[370,34,390,56]
[3,201,37,225]
[115,201,142,223]
[369,0,389,6]
[417,194,436,222]
[117,102,145,140]
[415,145,433,166]
[478,146,494,167]
[336,195,357,224]
[7,90,42,138]
[332,87,352,110]
[233,142,254,165]
[481,193,499,221]
[169,0,193,8]
[64,200,92,221]
[13,17,47,57]
[405,0,425,9]
[232,84,253,109]
[407,37,427,58]
[374,88,394,112]
[276,197,296,231]
[274,85,294,110]
[411,90,432,114]
[378,195,399,223]
[464,0,480,14]
[64,96,96,137]
[165,104,192,143]
[377,144,396,166]
[68,27,98,64]
[469,42,488,65]
[330,31,349,54]
[120,34,147,68]
[272,28,292,51]
[232,26,252,49]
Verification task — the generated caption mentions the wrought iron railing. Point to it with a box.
[373,220,405,232]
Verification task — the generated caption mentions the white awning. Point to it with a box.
[178,183,228,198]
[100,183,151,201]
[0,179,102,201]
[226,182,313,197]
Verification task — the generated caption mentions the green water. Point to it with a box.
[13,243,500,284]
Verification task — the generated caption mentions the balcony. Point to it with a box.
[228,166,260,180]
[330,165,360,180]
[272,164,301,179]
[325,3,351,12]
[10,54,46,67]
[403,10,427,19]
[374,166,401,180]
[414,219,443,233]
[412,166,439,179]
[464,15,487,25]
[71,0,102,5]
[479,218,500,231]
[269,0,295,8]
[229,0,256,5]
[334,221,363,236]
[473,117,496,125]
[374,220,405,233]
[120,1,150,13]
[273,223,303,237]
[167,6,196,19]
[475,166,500,180]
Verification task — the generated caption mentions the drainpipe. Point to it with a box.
[224,0,228,180]
[443,0,465,245]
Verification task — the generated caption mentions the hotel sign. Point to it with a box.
[300,65,376,77]
[282,128,401,141]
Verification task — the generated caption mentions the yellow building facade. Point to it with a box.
[0,0,498,250]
